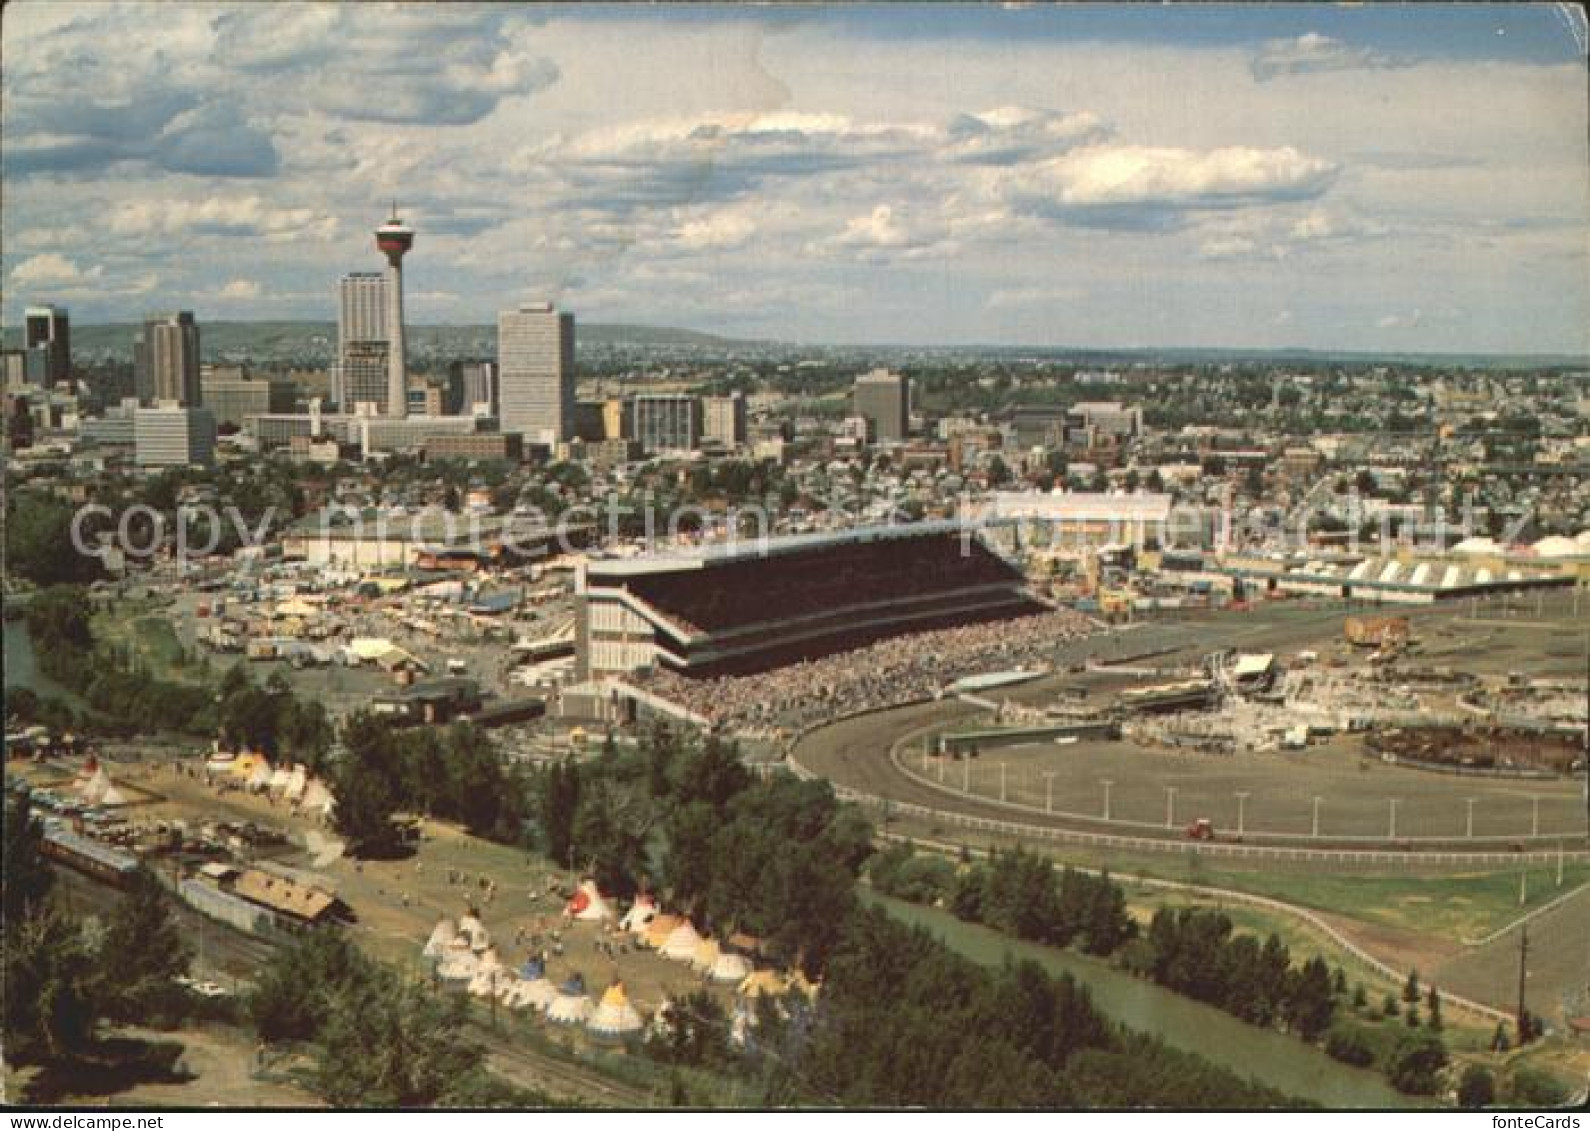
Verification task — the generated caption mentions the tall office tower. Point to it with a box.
[498,302,575,445]
[853,368,910,444]
[334,271,392,412]
[138,312,202,406]
[374,207,414,418]
[24,305,71,386]
[453,360,496,415]
[632,393,702,454]
[702,392,748,448]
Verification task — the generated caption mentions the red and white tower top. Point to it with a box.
[375,202,414,265]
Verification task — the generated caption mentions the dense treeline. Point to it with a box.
[1124,907,1336,1040]
[249,931,539,1107]
[793,906,1300,1108]
[865,842,1475,1097]
[870,841,1134,955]
[1,791,208,1086]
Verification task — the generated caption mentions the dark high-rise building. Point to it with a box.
[853,368,910,444]
[24,305,71,386]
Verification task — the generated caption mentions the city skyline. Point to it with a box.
[2,3,1587,355]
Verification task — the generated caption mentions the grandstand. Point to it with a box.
[575,523,1045,680]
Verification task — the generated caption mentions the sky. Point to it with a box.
[3,2,1587,354]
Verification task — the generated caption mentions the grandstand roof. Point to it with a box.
[584,520,972,577]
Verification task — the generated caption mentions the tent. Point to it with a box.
[78,765,113,805]
[709,952,753,985]
[587,982,644,1040]
[467,948,507,998]
[300,777,336,818]
[511,976,558,1013]
[661,920,703,963]
[546,975,593,1025]
[230,751,265,781]
[284,764,308,802]
[458,913,491,953]
[437,938,479,981]
[737,970,789,1000]
[564,878,616,922]
[268,766,292,794]
[620,893,658,934]
[689,937,721,974]
[248,758,275,792]
[643,914,682,950]
[422,917,457,959]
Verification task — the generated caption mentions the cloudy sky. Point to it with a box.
[3,2,1586,353]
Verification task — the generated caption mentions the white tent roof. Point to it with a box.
[661,920,703,962]
[1533,535,1583,558]
[422,918,457,959]
[547,991,593,1024]
[620,894,658,933]
[588,983,644,1037]
[565,879,616,922]
[709,953,753,984]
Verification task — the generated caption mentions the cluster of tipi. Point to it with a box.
[203,748,336,819]
[421,879,819,1043]
[73,754,128,807]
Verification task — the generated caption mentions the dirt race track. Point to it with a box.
[790,599,1590,861]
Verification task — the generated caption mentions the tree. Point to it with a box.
[3,789,54,926]
[1425,985,1443,1031]
[95,865,192,1021]
[1457,1064,1495,1109]
[313,978,487,1107]
[5,496,105,585]
[1401,968,1421,1004]
[1286,956,1336,1041]
[1,908,99,1065]
[251,931,374,1044]
[332,713,405,857]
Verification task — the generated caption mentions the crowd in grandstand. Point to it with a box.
[640,608,1097,734]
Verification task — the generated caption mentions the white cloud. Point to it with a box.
[1024,144,1337,212]
[217,279,261,300]
[9,253,103,287]
[1251,33,1409,82]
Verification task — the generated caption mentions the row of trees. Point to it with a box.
[868,842,1134,957]
[1126,906,1337,1041]
[20,585,332,760]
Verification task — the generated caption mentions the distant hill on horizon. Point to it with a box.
[3,320,1581,369]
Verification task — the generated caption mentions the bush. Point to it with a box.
[1457,1064,1495,1109]
[1507,1066,1569,1107]
[1385,1033,1447,1095]
[1324,1024,1376,1068]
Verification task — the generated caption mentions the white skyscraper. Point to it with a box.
[334,272,392,413]
[498,303,575,445]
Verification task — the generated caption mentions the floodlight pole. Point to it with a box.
[1101,779,1114,822]
[999,762,1007,804]
[1165,786,1178,830]
[1312,795,1322,839]
[1042,771,1057,814]
[1388,798,1399,840]
[1235,791,1250,837]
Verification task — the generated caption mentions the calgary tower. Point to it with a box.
[375,204,414,417]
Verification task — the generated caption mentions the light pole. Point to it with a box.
[1165,785,1178,829]
[1101,779,1114,822]
[999,762,1008,804]
[1235,791,1250,838]
[963,756,970,795]
[1042,771,1057,814]
[1311,796,1322,839]
[1388,798,1400,840]
[1531,795,1540,838]
[1466,798,1476,840]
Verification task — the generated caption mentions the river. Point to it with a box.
[3,614,92,712]
[868,892,1417,1109]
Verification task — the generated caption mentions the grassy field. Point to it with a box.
[94,601,202,685]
